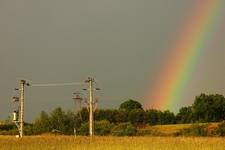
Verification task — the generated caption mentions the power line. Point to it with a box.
[31,82,84,87]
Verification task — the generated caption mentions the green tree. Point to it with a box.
[159,110,176,124]
[176,106,193,124]
[49,107,65,132]
[120,99,143,111]
[80,108,89,122]
[128,109,146,125]
[145,109,161,125]
[63,111,76,134]
[95,109,117,123]
[192,94,225,122]
[33,111,50,134]
[114,109,128,123]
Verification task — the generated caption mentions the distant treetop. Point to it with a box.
[119,99,143,111]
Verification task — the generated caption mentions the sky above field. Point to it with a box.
[0,0,225,121]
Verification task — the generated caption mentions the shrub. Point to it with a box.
[0,123,38,136]
[206,124,217,136]
[95,120,114,136]
[216,122,225,136]
[111,123,137,136]
[24,124,36,135]
[0,129,18,135]
[78,120,114,136]
[179,124,208,136]
[78,123,89,136]
[0,124,16,131]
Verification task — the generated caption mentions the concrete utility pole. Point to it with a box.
[85,77,95,136]
[19,80,25,137]
[13,80,30,138]
[84,77,100,137]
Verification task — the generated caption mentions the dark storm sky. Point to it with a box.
[0,0,224,121]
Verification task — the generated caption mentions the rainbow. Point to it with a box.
[146,0,224,110]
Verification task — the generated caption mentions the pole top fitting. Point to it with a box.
[85,77,94,83]
[20,80,26,84]
[20,80,30,86]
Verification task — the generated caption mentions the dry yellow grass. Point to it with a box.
[139,123,220,135]
[138,124,191,136]
[151,124,191,135]
[0,136,225,150]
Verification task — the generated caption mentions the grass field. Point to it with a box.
[0,136,225,150]
[138,124,192,136]
[138,123,220,136]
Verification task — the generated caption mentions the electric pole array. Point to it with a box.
[12,80,30,138]
[11,78,100,137]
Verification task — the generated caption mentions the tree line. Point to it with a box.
[31,93,225,135]
[1,93,225,136]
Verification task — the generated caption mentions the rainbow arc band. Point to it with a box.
[147,0,224,110]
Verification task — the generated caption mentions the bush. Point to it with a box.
[78,123,89,136]
[95,120,114,136]
[111,123,137,136]
[0,129,18,135]
[216,122,225,136]
[24,124,36,135]
[0,124,16,131]
[179,124,208,136]
[78,120,114,136]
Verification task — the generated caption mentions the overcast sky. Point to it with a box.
[0,0,225,121]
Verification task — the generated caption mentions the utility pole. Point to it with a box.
[73,92,82,112]
[72,92,83,118]
[13,80,30,138]
[84,77,100,137]
[85,77,94,136]
[19,80,25,137]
